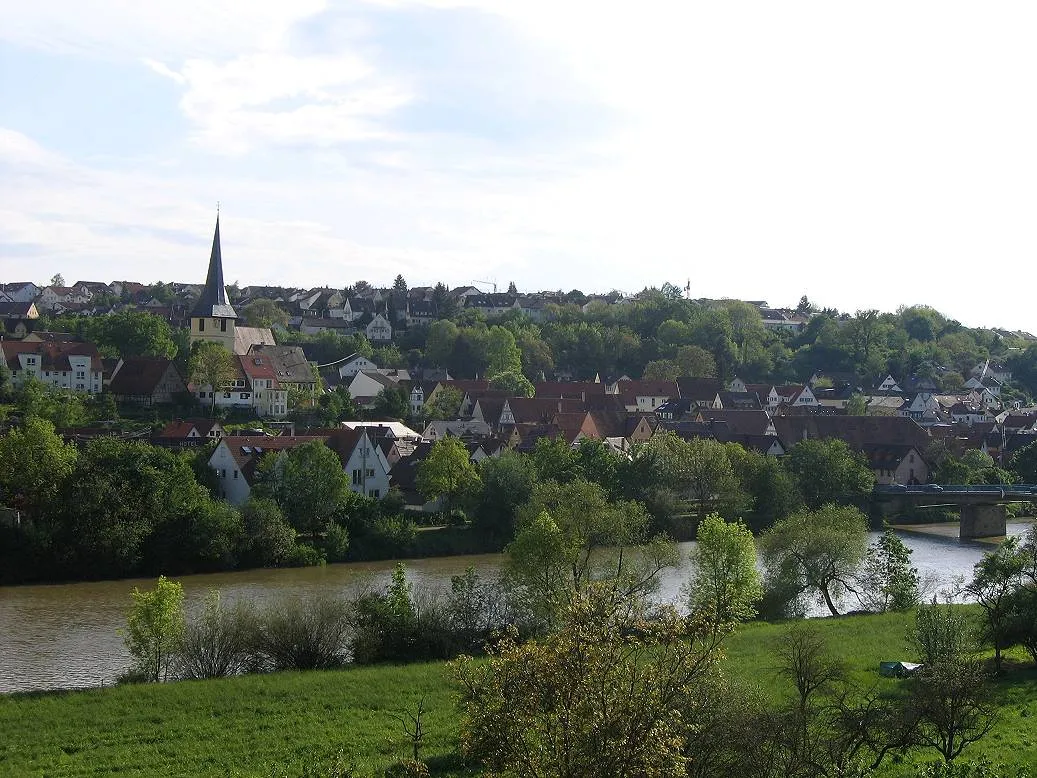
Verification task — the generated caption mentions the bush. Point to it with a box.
[286,543,326,568]
[258,593,352,670]
[351,564,420,664]
[176,591,259,679]
[238,498,297,568]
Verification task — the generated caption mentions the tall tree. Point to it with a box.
[416,437,481,516]
[760,504,869,616]
[507,479,676,628]
[124,575,186,683]
[455,586,725,778]
[0,417,77,520]
[189,342,237,415]
[254,441,351,539]
[485,325,522,378]
[783,438,874,509]
[687,513,762,623]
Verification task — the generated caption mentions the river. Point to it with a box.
[0,522,1031,695]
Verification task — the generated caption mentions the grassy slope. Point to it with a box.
[2,612,1036,777]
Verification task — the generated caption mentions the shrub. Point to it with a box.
[258,593,352,670]
[175,591,259,679]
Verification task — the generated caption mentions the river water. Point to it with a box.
[0,522,1031,695]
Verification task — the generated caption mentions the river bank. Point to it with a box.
[2,524,1032,694]
[2,610,1035,777]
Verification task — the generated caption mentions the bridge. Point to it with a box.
[873,484,1037,539]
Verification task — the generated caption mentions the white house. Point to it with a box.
[327,427,393,499]
[365,313,393,343]
[877,374,903,393]
[338,354,378,381]
[1,339,104,393]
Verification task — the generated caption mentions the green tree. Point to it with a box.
[241,298,289,329]
[416,437,481,516]
[471,451,536,543]
[90,310,178,358]
[642,359,680,381]
[687,513,762,623]
[454,585,725,778]
[643,432,740,526]
[1008,440,1037,484]
[420,385,463,422]
[845,393,868,415]
[487,369,535,397]
[726,444,800,530]
[124,575,186,683]
[506,479,677,628]
[393,274,408,293]
[962,537,1027,674]
[254,440,351,540]
[783,438,874,509]
[238,497,298,568]
[0,417,77,520]
[373,386,410,419]
[189,341,237,415]
[485,325,522,378]
[57,438,222,578]
[853,529,920,612]
[674,344,717,377]
[760,504,869,616]
[425,320,459,367]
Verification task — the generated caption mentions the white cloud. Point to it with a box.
[4,3,1037,331]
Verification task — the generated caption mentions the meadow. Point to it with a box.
[1,609,1035,777]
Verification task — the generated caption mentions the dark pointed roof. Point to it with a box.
[190,217,237,319]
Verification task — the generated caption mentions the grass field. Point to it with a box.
[2,610,1036,777]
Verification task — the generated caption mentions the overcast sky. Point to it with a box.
[2,2,1036,331]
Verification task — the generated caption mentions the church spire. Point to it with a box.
[190,214,237,319]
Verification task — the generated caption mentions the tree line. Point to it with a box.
[121,515,1037,776]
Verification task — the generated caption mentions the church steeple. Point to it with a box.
[190,215,237,319]
[189,214,238,352]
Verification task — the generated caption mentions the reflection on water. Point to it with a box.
[0,522,1030,694]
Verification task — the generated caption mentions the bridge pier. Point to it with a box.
[959,504,1006,539]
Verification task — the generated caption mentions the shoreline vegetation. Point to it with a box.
[4,512,1034,777]
[2,609,1035,777]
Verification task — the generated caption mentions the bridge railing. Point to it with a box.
[874,483,1037,495]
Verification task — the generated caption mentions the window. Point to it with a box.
[224,392,231,398]
[220,319,227,332]
[368,489,380,498]
[240,393,249,399]
[365,468,375,478]
[199,391,206,399]
[352,469,362,485]
[198,319,205,332]
[76,371,85,380]
[232,470,238,479]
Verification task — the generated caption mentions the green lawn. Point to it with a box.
[2,611,1035,777]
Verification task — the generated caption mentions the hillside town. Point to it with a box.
[3,219,1036,517]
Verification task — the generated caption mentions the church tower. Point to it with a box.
[189,215,238,351]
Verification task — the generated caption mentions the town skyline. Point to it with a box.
[4,3,1037,331]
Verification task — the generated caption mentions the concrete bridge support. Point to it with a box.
[959,504,1006,539]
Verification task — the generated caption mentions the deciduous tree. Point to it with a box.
[416,437,481,516]
[455,585,725,778]
[687,513,762,623]
[124,575,186,683]
[760,504,869,616]
[189,341,237,415]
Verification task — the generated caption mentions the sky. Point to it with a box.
[2,2,1036,332]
